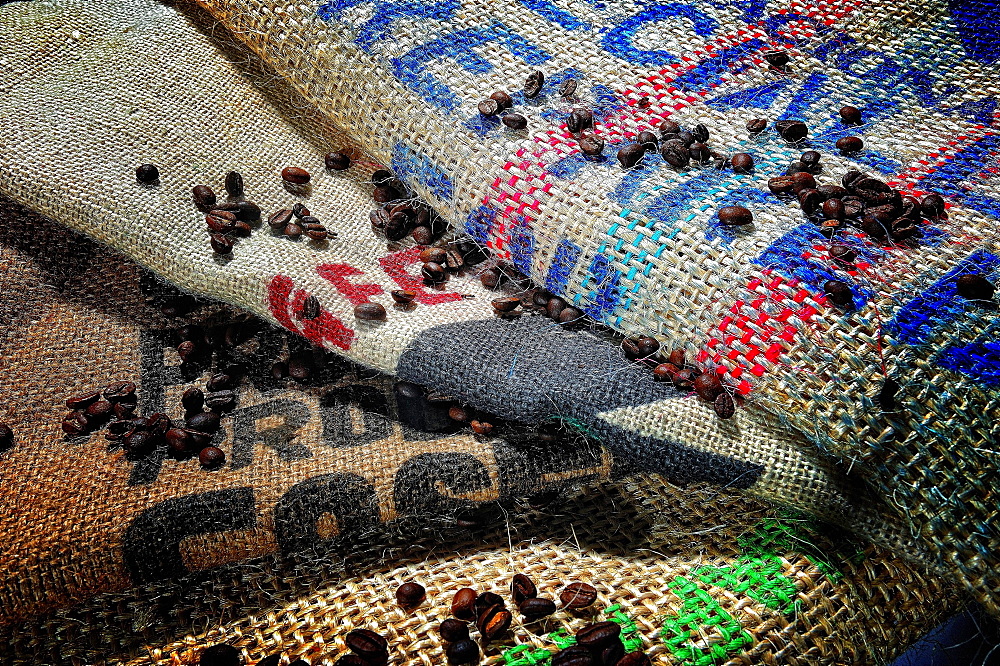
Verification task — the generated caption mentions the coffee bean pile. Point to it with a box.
[0,422,14,453]
[267,202,333,242]
[188,171,264,256]
[478,88,528,131]
[622,338,738,419]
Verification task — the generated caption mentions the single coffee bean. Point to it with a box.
[418,247,447,265]
[446,640,479,665]
[492,297,520,313]
[616,652,652,666]
[503,113,528,130]
[511,574,537,605]
[192,185,217,211]
[394,581,425,609]
[660,140,689,168]
[452,588,478,621]
[224,171,244,198]
[420,262,448,285]
[181,428,211,449]
[636,130,658,152]
[666,349,685,368]
[518,597,556,620]
[478,99,500,117]
[746,118,767,134]
[841,196,866,219]
[600,639,625,666]
[290,203,309,219]
[524,70,545,98]
[103,381,137,403]
[674,130,695,146]
[731,153,754,173]
[66,390,101,410]
[445,249,465,271]
[829,243,857,264]
[470,420,494,435]
[186,410,220,433]
[288,355,313,381]
[818,185,849,200]
[822,198,845,221]
[560,581,597,609]
[346,628,389,663]
[235,202,263,223]
[634,336,659,357]
[957,274,996,301]
[268,208,293,230]
[199,446,225,468]
[693,373,723,401]
[673,368,697,390]
[713,391,736,419]
[551,646,595,666]
[836,136,864,153]
[165,428,194,456]
[283,222,304,240]
[124,429,156,456]
[798,189,823,216]
[776,120,808,142]
[767,176,796,196]
[578,134,605,157]
[558,78,578,98]
[840,105,862,124]
[354,302,387,321]
[448,405,471,423]
[785,161,809,176]
[81,400,112,422]
[652,363,679,382]
[717,205,753,226]
[144,413,171,436]
[389,289,416,306]
[478,606,512,642]
[575,621,621,650]
[325,152,351,171]
[546,296,567,320]
[200,643,241,666]
[824,279,854,307]
[439,618,470,642]
[0,423,13,451]
[231,221,252,237]
[790,171,816,193]
[859,214,889,240]
[62,411,90,436]
[281,166,310,185]
[136,164,159,185]
[558,306,584,324]
[479,269,502,290]
[800,150,821,168]
[206,211,237,233]
[842,169,867,191]
[405,225,430,245]
[474,592,505,618]
[921,193,945,218]
[764,50,789,67]
[205,390,237,412]
[371,169,394,187]
[659,119,680,135]
[617,143,645,168]
[209,233,233,255]
[490,91,514,111]
[691,122,709,143]
[688,142,710,162]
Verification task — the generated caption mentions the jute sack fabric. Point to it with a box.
[174,0,1000,615]
[0,476,963,666]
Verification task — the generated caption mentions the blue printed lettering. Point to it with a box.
[391,142,454,201]
[601,5,718,67]
[317,0,460,52]
[515,0,590,31]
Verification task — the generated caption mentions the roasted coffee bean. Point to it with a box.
[617,143,644,168]
[822,198,845,221]
[387,289,415,306]
[829,243,857,265]
[776,120,808,142]
[268,208,293,230]
[200,643,241,666]
[666,349,685,368]
[490,91,514,111]
[532,289,553,306]
[558,78,578,98]
[890,219,921,241]
[717,205,753,226]
[287,354,313,381]
[210,233,234,255]
[799,150,821,169]
[205,390,237,412]
[66,390,101,410]
[673,130,694,146]
[135,163,160,185]
[691,122,709,143]
[746,118,767,134]
[396,581,426,608]
[558,306,584,324]
[816,185,847,201]
[406,225,430,245]
[551,646,595,666]
[789,171,816,193]
[287,203,307,219]
[371,169,394,187]
[730,153,754,173]
[372,185,402,203]
[439,618,470,642]
[186,410,220,433]
[637,130,658,151]
[600,639,625,666]
[422,262,447,284]
[713,392,736,419]
[419,247,448,265]
[192,185,217,211]
[223,171,244,198]
[652,363,679,382]
[503,113,528,130]
[842,169,867,191]
[346,628,389,664]
[518,596,557,620]
[578,134,605,157]
[206,211,236,233]
[841,196,865,219]
[354,302,387,321]
[292,293,321,321]
[82,399,113,422]
[840,105,862,124]
[179,428,210,449]
[478,99,500,117]
[824,279,854,308]
[446,640,479,665]
[125,430,156,456]
[511,573,537,605]
[673,368,697,390]
[145,413,171,436]
[1,422,17,450]
[635,336,660,357]
[560,581,597,609]
[616,652,652,666]
[767,176,795,195]
[524,70,545,99]
[305,223,329,241]
[281,166,310,185]
[478,605,512,643]
[452,588,478,621]
[470,420,494,435]
[693,373,723,401]
[234,201,261,222]
[764,50,789,67]
[325,151,351,171]
[165,428,193,456]
[233,221,252,238]
[282,222,300,239]
[688,142,710,162]
[659,119,681,135]
[99,381,135,403]
[199,446,226,468]
[445,249,465,271]
[576,621,621,650]
[546,296,567,319]
[859,214,889,240]
[798,188,823,216]
[957,274,996,301]
[785,161,809,176]
[479,268,502,290]
[921,193,945,218]
[383,214,409,242]
[660,140,690,168]
[836,136,864,153]
[448,405,471,423]
[474,592,505,618]
[62,412,90,436]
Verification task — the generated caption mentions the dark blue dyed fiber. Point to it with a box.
[544,239,582,294]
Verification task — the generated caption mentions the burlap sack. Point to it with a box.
[0,477,962,665]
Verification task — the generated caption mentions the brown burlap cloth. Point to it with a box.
[0,195,965,665]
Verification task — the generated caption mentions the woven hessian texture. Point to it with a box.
[176,0,1000,615]
[0,477,962,665]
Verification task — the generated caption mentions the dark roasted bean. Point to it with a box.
[660,139,689,168]
[354,302,387,321]
[410,225,432,245]
[452,588,478,621]
[66,390,101,410]
[688,142,710,162]
[470,420,494,435]
[445,249,465,271]
[637,131,658,152]
[371,169,394,187]
[798,188,823,216]
[448,405,471,423]
[446,640,479,665]
[713,392,736,419]
[210,233,233,254]
[859,214,889,240]
[842,169,867,191]
[692,123,709,143]
[62,412,89,436]
[165,428,193,456]
[617,143,644,168]
[503,113,528,130]
[136,163,159,185]
[224,171,244,198]
[717,205,753,226]
[233,219,252,236]
[511,574,537,605]
[439,619,470,642]
[836,136,864,153]
[192,185,217,211]
[566,108,591,132]
[490,91,514,111]
[287,354,313,381]
[746,118,767,134]
[767,176,796,195]
[391,290,416,305]
[479,268,502,289]
[182,428,212,448]
[601,639,625,666]
[776,120,808,142]
[824,279,854,307]
[558,306,584,324]
[101,381,136,402]
[422,262,447,284]
[921,193,945,218]
[325,152,351,171]
[200,643,241,666]
[731,153,754,173]
[829,243,857,265]
[305,224,330,241]
[477,605,512,642]
[822,198,845,221]
[673,368,697,390]
[616,652,652,666]
[576,621,621,650]
[551,647,594,666]
[578,134,605,157]
[790,171,816,193]
[281,166,310,185]
[800,150,821,168]
[396,581,426,608]
[841,196,865,218]
[268,208,293,230]
[659,119,680,135]
[840,105,862,124]
[560,581,597,609]
[474,592,504,618]
[546,296,567,319]
[289,203,308,219]
[667,349,685,368]
[675,130,695,146]
[764,50,789,67]
[199,445,226,468]
[524,70,545,98]
[478,99,500,117]
[652,363,679,382]
[234,201,260,222]
[817,185,848,200]
[124,430,156,456]
[284,222,303,240]
[81,399,112,422]
[518,596,556,620]
[957,274,996,301]
[345,628,389,664]
[693,373,723,401]
[205,390,237,412]
[420,247,448,264]
[206,210,237,233]
[558,78,578,98]
[113,400,136,419]
[186,410,220,433]
[785,161,809,176]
